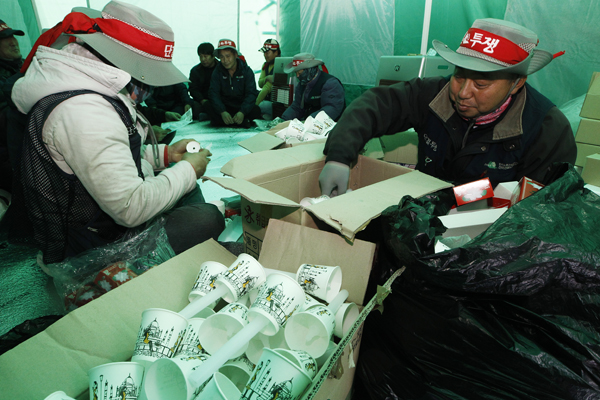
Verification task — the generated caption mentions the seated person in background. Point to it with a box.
[208,39,261,128]
[0,19,25,194]
[189,42,217,121]
[144,82,192,116]
[281,53,345,122]
[138,103,182,145]
[256,38,281,120]
[9,1,224,264]
[319,18,576,197]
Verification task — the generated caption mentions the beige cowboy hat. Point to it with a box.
[70,1,187,86]
[284,53,324,74]
[433,18,560,76]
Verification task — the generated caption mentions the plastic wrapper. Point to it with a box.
[45,217,175,312]
[355,165,600,399]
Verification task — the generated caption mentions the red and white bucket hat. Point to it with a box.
[433,18,564,75]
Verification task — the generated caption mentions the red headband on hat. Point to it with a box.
[219,39,236,48]
[21,12,175,73]
[292,59,303,67]
[264,43,278,50]
[459,28,531,65]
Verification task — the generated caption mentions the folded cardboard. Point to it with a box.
[575,143,600,167]
[439,208,507,240]
[575,117,600,146]
[380,129,419,165]
[0,219,377,400]
[581,153,600,186]
[238,120,327,153]
[207,143,452,257]
[580,71,600,120]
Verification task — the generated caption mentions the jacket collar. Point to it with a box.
[430,81,527,140]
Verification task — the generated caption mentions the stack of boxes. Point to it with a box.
[576,72,600,186]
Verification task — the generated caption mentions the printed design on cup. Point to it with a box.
[253,281,301,325]
[221,259,263,298]
[191,268,221,294]
[241,359,298,400]
[90,373,141,400]
[297,264,328,294]
[226,303,249,318]
[176,325,209,357]
[133,318,182,359]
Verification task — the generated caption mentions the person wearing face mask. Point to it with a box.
[8,1,224,264]
[319,19,576,196]
[256,39,281,120]
[281,53,346,122]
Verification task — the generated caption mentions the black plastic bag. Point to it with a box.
[355,166,600,399]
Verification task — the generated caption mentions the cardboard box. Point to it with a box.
[0,219,377,400]
[580,72,600,120]
[207,143,452,257]
[510,176,544,207]
[581,153,600,186]
[439,208,507,239]
[575,143,600,167]
[575,117,600,146]
[380,130,419,165]
[238,121,327,153]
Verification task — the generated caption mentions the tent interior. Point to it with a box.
[3,1,600,398]
[6,0,600,111]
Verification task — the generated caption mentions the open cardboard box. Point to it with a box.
[206,143,452,257]
[238,120,327,153]
[580,71,600,120]
[0,219,377,400]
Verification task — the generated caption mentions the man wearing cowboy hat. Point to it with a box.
[0,19,25,194]
[208,38,261,128]
[281,53,345,122]
[320,18,576,196]
[9,1,224,264]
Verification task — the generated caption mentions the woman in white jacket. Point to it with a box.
[10,1,224,263]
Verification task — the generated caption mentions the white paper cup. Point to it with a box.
[132,308,189,368]
[144,354,209,400]
[334,302,359,338]
[88,361,144,400]
[195,372,241,400]
[218,355,255,392]
[248,273,305,336]
[275,348,319,380]
[301,293,323,311]
[284,304,336,358]
[174,317,210,357]
[245,327,290,364]
[43,391,76,400]
[188,261,228,307]
[198,302,249,357]
[296,264,342,302]
[241,348,312,400]
[217,254,267,303]
[315,340,337,369]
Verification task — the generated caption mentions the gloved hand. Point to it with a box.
[319,161,350,197]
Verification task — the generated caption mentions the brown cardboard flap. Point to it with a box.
[308,171,452,240]
[207,176,301,207]
[220,142,326,180]
[238,131,285,153]
[258,219,376,306]
[0,240,236,400]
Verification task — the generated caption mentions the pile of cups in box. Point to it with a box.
[45,253,359,400]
